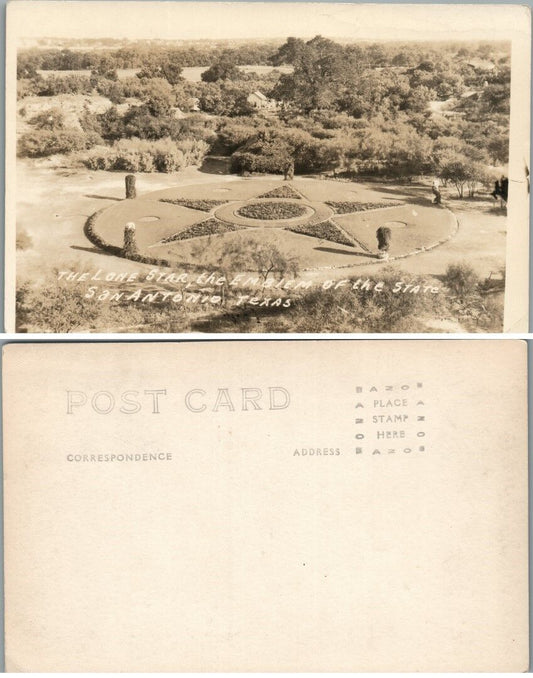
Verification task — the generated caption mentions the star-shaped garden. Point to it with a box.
[86,178,458,270]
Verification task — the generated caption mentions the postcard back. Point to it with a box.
[2,340,528,671]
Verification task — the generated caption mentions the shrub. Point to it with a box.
[376,226,391,252]
[81,137,209,173]
[442,262,480,299]
[17,78,42,100]
[195,268,448,334]
[16,277,192,333]
[16,280,103,332]
[18,128,97,158]
[28,107,66,130]
[16,230,33,250]
[82,145,115,170]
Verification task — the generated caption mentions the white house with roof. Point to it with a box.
[247,90,277,111]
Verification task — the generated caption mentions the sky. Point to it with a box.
[8,2,528,43]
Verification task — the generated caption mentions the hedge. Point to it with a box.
[83,209,172,267]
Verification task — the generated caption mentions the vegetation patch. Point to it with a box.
[81,138,210,173]
[326,201,401,214]
[160,198,229,212]
[161,218,246,243]
[257,185,303,200]
[237,201,307,220]
[16,229,33,250]
[285,220,355,247]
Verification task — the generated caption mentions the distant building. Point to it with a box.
[466,58,496,72]
[247,91,277,111]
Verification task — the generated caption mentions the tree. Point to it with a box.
[17,58,39,79]
[443,262,480,300]
[121,105,174,140]
[137,78,175,116]
[270,37,305,66]
[96,106,126,142]
[487,133,509,165]
[270,35,352,113]
[198,82,253,116]
[201,53,240,82]
[137,57,183,85]
[217,237,298,282]
[439,153,486,197]
[353,117,433,178]
[91,56,118,81]
[231,132,293,174]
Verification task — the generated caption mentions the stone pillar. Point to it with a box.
[376,226,391,259]
[125,174,136,199]
[284,160,294,181]
[123,222,138,257]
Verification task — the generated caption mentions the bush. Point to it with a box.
[18,128,99,157]
[28,107,66,130]
[17,78,41,100]
[442,262,480,299]
[195,267,448,333]
[16,276,192,333]
[376,226,391,252]
[290,269,447,332]
[16,230,33,250]
[16,280,103,332]
[81,137,209,173]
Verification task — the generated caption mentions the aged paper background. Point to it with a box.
[4,2,531,333]
[2,340,528,671]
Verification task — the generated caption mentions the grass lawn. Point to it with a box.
[335,204,457,256]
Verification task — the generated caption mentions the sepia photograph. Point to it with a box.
[5,2,530,333]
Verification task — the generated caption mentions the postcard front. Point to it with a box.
[3,340,528,671]
[5,2,530,333]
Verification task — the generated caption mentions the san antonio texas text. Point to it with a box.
[58,268,442,308]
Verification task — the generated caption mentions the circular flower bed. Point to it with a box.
[236,201,307,220]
